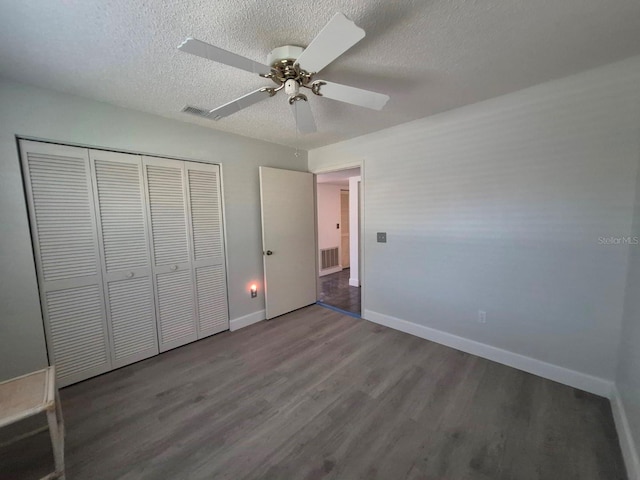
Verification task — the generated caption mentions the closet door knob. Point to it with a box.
[171,265,179,271]
[126,271,135,278]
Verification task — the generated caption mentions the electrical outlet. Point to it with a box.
[478,310,486,323]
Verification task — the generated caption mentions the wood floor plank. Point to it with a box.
[0,305,627,480]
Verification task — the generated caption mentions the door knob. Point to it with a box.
[265,250,273,256]
[126,271,134,278]
[171,265,179,271]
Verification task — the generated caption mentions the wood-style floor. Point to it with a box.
[1,306,626,480]
[318,268,361,315]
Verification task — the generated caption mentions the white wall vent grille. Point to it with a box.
[320,247,340,270]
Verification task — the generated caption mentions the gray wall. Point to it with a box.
[309,55,640,383]
[0,78,307,381]
[617,153,640,474]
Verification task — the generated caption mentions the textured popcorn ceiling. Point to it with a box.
[0,0,639,150]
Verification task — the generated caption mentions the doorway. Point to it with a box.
[316,167,361,316]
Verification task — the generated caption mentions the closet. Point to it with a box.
[20,140,229,387]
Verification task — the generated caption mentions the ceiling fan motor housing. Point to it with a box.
[267,45,304,66]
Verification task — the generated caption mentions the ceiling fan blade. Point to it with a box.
[182,88,274,120]
[178,38,272,76]
[291,98,317,134]
[315,81,389,110]
[294,13,365,74]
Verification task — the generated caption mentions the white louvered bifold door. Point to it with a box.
[90,150,159,368]
[185,162,229,338]
[20,140,111,387]
[143,156,197,352]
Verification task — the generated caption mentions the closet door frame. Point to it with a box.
[20,140,113,386]
[89,149,159,369]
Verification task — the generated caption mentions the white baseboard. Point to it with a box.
[349,278,360,287]
[611,385,640,479]
[320,266,343,277]
[362,309,613,397]
[229,310,265,332]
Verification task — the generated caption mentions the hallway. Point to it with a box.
[318,268,361,315]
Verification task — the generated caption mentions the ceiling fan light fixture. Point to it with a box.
[284,79,300,96]
[178,12,389,135]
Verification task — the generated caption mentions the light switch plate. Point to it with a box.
[377,232,387,243]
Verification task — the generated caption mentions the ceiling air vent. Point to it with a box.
[182,105,213,118]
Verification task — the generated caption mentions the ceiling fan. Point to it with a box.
[177,13,390,134]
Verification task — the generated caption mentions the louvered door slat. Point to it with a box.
[91,150,158,368]
[195,265,228,336]
[188,170,223,259]
[21,140,111,387]
[143,156,197,352]
[156,269,196,345]
[107,277,157,361]
[27,154,97,282]
[185,162,229,338]
[146,165,189,266]
[94,159,148,272]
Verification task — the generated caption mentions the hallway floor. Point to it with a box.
[318,268,361,315]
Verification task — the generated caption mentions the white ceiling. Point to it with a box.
[1,1,639,150]
[317,167,361,186]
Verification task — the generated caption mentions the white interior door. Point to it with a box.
[90,149,159,368]
[20,140,112,387]
[143,156,197,352]
[259,167,317,319]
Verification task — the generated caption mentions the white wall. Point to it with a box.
[316,183,342,275]
[615,159,640,477]
[349,176,361,287]
[0,78,307,382]
[309,55,640,392]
